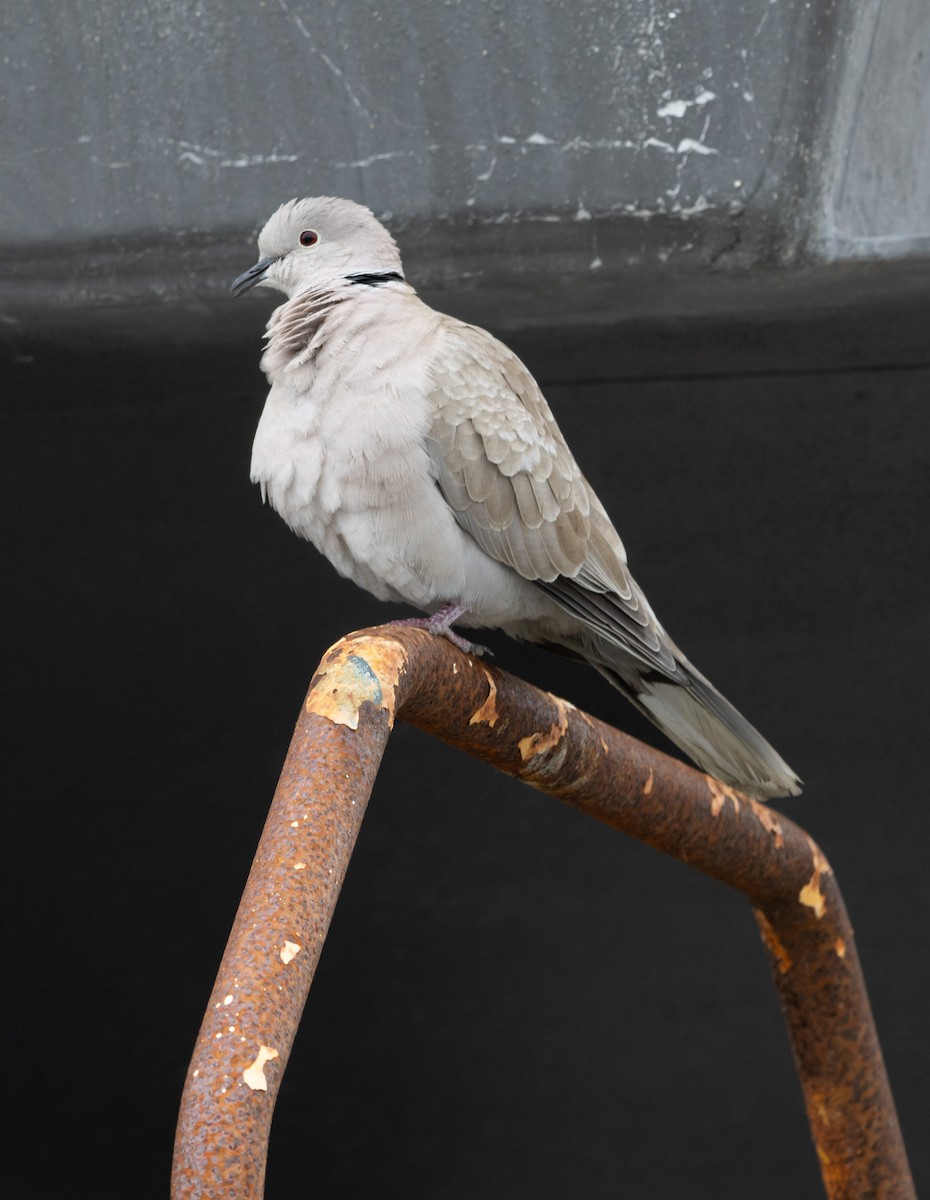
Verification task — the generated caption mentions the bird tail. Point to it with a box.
[590,656,802,802]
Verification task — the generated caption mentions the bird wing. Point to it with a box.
[426,320,679,677]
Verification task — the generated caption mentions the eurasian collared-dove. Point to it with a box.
[232,196,801,800]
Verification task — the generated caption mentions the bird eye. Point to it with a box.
[299,229,319,247]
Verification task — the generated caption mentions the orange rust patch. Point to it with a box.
[518,697,570,761]
[305,635,407,730]
[799,836,833,920]
[643,770,654,796]
[706,775,742,816]
[835,937,847,959]
[799,876,826,919]
[749,799,785,848]
[468,667,499,728]
[754,908,793,974]
[242,1045,279,1092]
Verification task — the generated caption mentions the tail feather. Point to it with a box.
[591,658,802,801]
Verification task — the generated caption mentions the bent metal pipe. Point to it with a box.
[172,625,915,1200]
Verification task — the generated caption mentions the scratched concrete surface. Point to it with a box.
[1,0,929,331]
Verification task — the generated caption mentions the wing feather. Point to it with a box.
[423,316,799,799]
[427,319,677,670]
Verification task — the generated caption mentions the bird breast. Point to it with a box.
[249,289,529,617]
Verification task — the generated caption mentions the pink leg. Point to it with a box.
[393,603,491,656]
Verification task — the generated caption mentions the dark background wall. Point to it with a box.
[3,1,929,1197]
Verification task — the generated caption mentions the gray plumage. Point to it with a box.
[233,196,801,800]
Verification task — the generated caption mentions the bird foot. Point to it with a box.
[394,603,492,657]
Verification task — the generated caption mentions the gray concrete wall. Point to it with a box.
[815,0,930,259]
[1,0,929,323]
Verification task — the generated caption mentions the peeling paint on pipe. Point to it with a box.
[172,625,915,1199]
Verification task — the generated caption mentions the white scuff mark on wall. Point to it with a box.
[657,89,717,119]
[170,139,224,164]
[465,133,651,157]
[753,0,778,41]
[613,194,719,220]
[463,145,499,209]
[335,144,441,170]
[476,153,497,182]
[89,155,131,169]
[676,112,718,156]
[168,139,300,169]
[640,0,672,86]
[219,152,301,168]
[676,138,718,156]
[322,131,722,178]
[617,202,659,220]
[642,136,676,153]
[334,150,405,169]
[557,134,647,153]
[658,99,689,118]
[737,47,757,106]
[675,195,712,215]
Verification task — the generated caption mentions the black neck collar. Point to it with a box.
[344,270,405,287]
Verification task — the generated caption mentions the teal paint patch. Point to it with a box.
[345,654,384,709]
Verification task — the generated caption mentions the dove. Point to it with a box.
[232,196,801,799]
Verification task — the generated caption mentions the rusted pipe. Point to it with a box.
[172,625,915,1199]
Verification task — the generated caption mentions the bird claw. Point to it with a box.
[394,604,493,658]
[437,627,493,657]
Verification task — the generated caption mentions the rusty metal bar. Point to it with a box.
[172,625,915,1199]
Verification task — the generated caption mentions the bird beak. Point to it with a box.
[231,255,278,297]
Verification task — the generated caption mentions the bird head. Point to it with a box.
[231,196,404,299]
